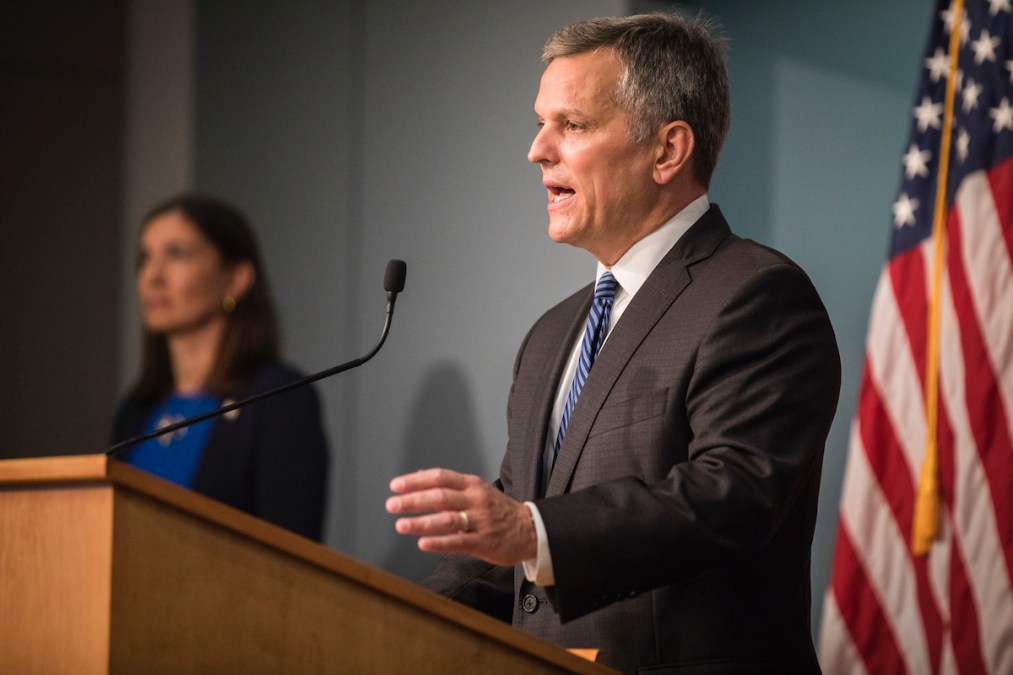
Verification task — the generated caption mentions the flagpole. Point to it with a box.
[912,0,963,557]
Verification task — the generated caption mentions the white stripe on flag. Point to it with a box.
[955,172,1013,448]
[940,265,1013,674]
[865,265,926,477]
[818,586,869,674]
[841,426,930,675]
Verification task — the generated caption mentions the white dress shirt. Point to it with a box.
[523,194,710,586]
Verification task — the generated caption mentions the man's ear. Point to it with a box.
[653,121,695,185]
[227,260,256,301]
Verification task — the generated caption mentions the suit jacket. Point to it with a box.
[113,362,330,541]
[425,206,841,674]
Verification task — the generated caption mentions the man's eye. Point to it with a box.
[565,121,583,131]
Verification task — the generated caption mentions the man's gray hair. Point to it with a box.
[542,13,730,188]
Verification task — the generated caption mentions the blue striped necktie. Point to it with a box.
[554,271,618,463]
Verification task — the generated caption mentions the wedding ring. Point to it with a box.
[459,510,470,532]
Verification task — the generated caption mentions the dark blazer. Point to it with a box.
[426,206,841,674]
[113,362,330,541]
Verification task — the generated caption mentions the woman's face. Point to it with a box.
[137,210,235,337]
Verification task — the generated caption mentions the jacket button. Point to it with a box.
[521,594,539,613]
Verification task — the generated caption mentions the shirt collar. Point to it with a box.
[596,194,710,296]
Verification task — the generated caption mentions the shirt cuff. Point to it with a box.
[522,502,555,587]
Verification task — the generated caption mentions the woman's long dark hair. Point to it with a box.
[132,194,280,403]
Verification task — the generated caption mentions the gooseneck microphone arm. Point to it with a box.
[105,259,407,459]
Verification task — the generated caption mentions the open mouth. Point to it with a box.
[548,185,575,203]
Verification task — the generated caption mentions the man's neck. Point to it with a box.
[595,187,707,267]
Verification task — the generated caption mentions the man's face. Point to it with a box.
[528,49,658,264]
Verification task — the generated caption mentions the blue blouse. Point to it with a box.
[128,392,220,488]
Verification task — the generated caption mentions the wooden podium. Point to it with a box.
[0,455,614,674]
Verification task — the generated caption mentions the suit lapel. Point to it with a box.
[544,205,732,497]
[516,289,592,500]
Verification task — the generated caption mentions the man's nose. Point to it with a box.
[527,127,555,165]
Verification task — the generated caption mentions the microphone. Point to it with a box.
[106,259,408,459]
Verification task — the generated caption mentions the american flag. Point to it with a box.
[819,0,1013,673]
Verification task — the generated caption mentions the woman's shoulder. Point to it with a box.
[245,361,321,406]
[112,391,149,442]
[243,361,324,428]
[249,361,307,388]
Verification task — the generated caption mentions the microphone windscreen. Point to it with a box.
[384,259,407,293]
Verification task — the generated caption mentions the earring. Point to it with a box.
[222,296,237,313]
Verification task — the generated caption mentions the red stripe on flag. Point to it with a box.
[832,520,910,675]
[946,207,1013,586]
[888,248,929,390]
[948,539,989,675]
[936,393,988,673]
[985,158,1013,265]
[857,364,944,673]
[936,401,984,668]
[857,362,915,528]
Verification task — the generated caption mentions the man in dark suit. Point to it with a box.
[387,13,840,674]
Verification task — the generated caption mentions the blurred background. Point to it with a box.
[0,0,934,636]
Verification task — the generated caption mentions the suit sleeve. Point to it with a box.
[421,476,515,622]
[111,395,146,445]
[423,555,515,623]
[534,261,840,621]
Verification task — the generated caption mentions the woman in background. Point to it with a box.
[113,194,329,541]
